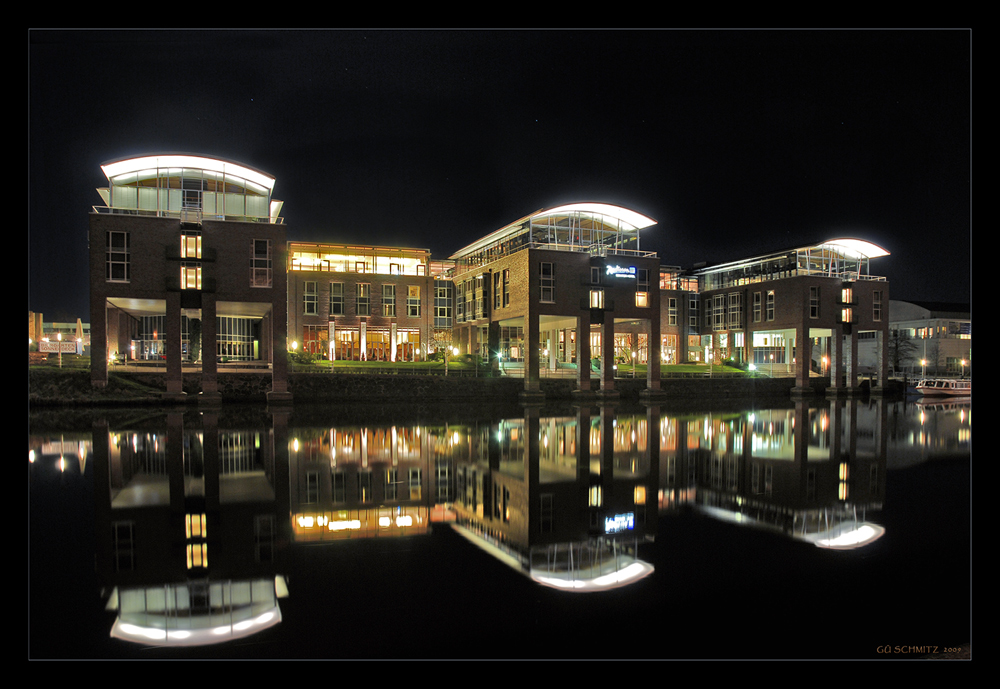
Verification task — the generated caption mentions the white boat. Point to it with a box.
[914,378,971,397]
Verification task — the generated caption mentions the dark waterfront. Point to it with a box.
[29,396,970,660]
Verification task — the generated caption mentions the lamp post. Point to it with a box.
[769,353,774,378]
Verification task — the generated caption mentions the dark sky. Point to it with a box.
[29,29,970,322]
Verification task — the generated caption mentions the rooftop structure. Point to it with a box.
[694,238,890,292]
[95,154,284,224]
[450,203,658,273]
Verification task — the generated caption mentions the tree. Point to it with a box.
[888,330,917,375]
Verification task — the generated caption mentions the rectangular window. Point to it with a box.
[503,270,510,307]
[180,263,202,290]
[106,231,130,282]
[358,470,372,502]
[385,468,398,501]
[713,294,726,331]
[330,282,345,315]
[251,239,272,288]
[590,288,605,309]
[668,297,678,326]
[636,291,648,308]
[591,266,601,284]
[357,283,370,316]
[540,262,555,303]
[728,292,743,329]
[766,290,775,321]
[494,272,502,310]
[809,286,820,319]
[873,290,883,322]
[409,468,422,500]
[304,281,318,315]
[382,284,396,317]
[407,285,421,317]
[332,470,346,503]
[180,231,202,259]
[305,472,319,504]
[753,292,762,323]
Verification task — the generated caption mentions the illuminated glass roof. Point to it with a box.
[450,202,657,259]
[100,154,276,191]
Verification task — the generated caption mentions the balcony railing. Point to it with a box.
[93,206,283,224]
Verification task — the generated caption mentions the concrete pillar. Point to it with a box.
[525,311,540,392]
[600,319,616,393]
[576,315,592,393]
[201,295,220,401]
[793,327,812,393]
[646,316,661,393]
[91,298,109,388]
[165,292,185,398]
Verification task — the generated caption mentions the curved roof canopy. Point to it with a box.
[100,154,276,192]
[451,202,657,259]
[816,238,890,259]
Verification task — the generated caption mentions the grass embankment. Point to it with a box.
[28,366,166,405]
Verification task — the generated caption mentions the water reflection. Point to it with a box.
[28,396,970,655]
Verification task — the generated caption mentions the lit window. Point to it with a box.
[589,484,603,507]
[591,289,605,309]
[357,284,370,316]
[180,263,202,290]
[382,284,396,317]
[407,285,421,317]
[181,232,202,259]
[186,543,208,569]
[303,281,318,315]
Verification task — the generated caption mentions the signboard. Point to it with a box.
[604,512,635,534]
[38,340,78,354]
[605,265,636,279]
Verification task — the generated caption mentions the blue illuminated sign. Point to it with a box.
[605,265,636,278]
[604,512,635,534]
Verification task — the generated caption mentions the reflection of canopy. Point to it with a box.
[106,576,287,647]
[805,523,886,550]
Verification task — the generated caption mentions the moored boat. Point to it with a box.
[914,378,971,397]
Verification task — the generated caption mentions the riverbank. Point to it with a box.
[28,367,900,408]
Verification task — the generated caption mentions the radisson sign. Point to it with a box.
[605,265,636,278]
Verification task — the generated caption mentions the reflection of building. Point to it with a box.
[656,399,888,548]
[92,412,290,646]
[451,405,658,591]
[287,423,456,541]
[89,154,289,401]
[287,242,437,360]
[449,204,663,397]
[691,239,891,393]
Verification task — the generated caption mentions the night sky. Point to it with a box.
[29,29,970,322]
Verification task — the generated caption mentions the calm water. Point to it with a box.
[29,395,970,660]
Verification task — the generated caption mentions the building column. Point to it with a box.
[524,310,541,393]
[91,298,109,388]
[793,326,812,394]
[576,314,592,394]
[164,291,185,399]
[646,313,661,394]
[200,295,220,402]
[600,318,616,394]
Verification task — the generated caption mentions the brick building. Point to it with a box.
[89,154,290,401]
